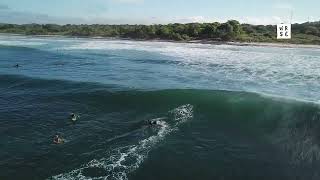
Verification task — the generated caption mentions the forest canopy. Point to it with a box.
[1,20,320,44]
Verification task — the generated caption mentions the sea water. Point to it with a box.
[1,34,320,180]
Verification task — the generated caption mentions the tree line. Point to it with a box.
[1,20,320,44]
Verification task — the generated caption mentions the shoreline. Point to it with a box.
[1,33,320,49]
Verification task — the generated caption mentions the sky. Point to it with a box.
[0,0,319,25]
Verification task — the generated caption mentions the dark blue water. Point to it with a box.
[1,35,320,180]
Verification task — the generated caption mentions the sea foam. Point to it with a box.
[50,104,193,180]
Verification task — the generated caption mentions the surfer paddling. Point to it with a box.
[70,113,80,122]
[148,119,159,125]
[147,117,166,126]
[53,134,64,144]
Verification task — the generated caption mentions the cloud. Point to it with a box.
[0,4,9,10]
[150,16,288,25]
[0,13,296,25]
[238,16,284,25]
[273,2,294,10]
[170,16,209,24]
[0,10,83,24]
[0,8,303,25]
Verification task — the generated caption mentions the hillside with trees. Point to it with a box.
[1,20,320,45]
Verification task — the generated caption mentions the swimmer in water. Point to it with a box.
[148,119,160,126]
[53,134,64,144]
[148,117,167,125]
[70,113,75,119]
[70,113,80,122]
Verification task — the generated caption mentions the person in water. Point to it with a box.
[70,113,80,122]
[148,119,160,125]
[53,134,64,144]
[14,64,19,68]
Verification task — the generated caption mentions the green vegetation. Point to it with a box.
[1,20,320,45]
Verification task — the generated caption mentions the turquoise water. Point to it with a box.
[1,34,320,180]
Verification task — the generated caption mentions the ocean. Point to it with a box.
[1,34,320,180]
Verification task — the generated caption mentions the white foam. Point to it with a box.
[0,40,46,46]
[62,39,320,103]
[2,34,320,102]
[50,104,193,180]
[169,104,194,125]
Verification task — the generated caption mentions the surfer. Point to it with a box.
[147,119,161,126]
[146,117,167,126]
[53,134,64,144]
[70,113,76,119]
[14,64,19,68]
[70,113,80,122]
